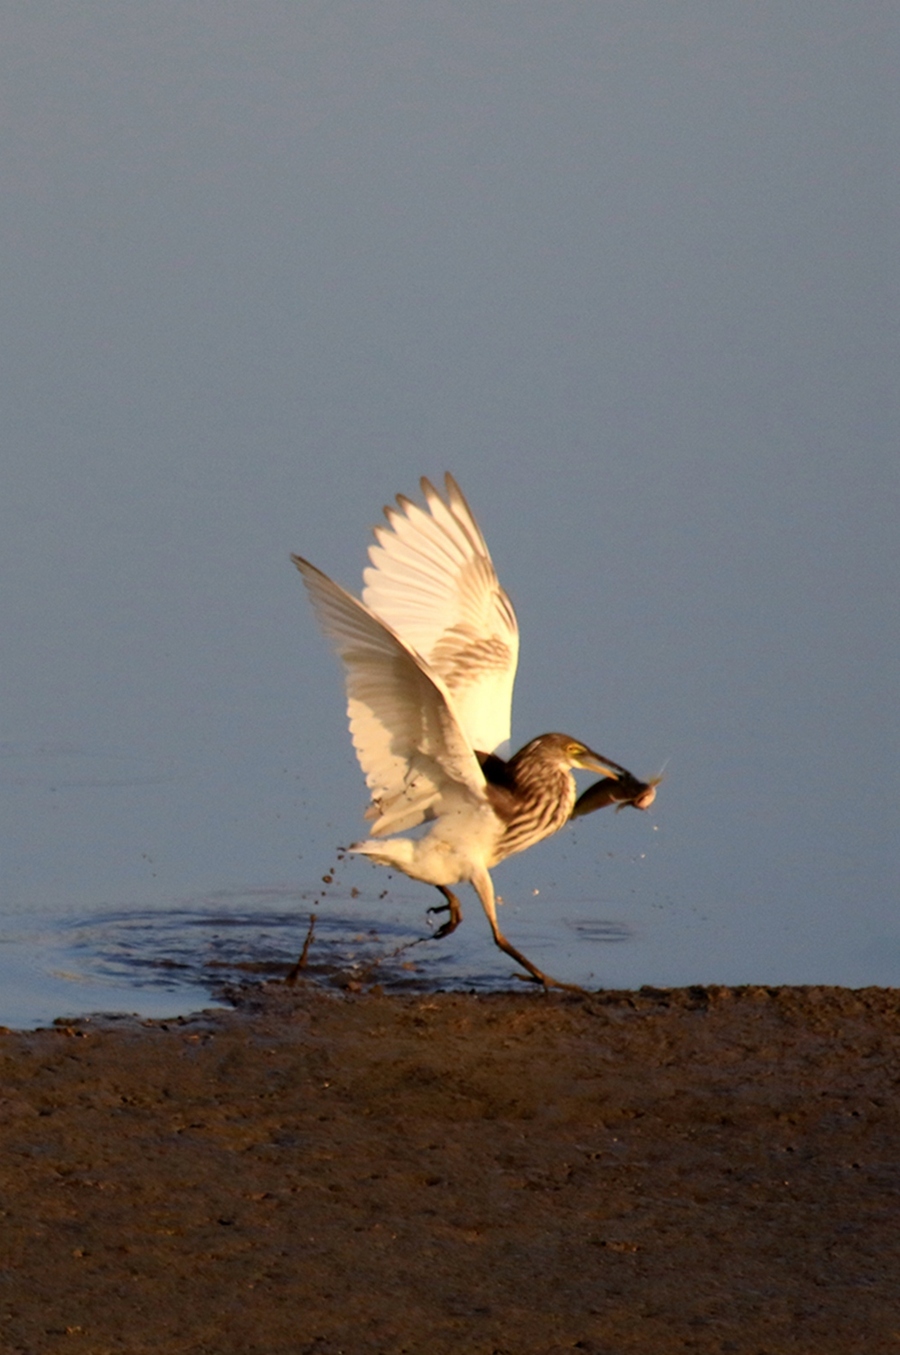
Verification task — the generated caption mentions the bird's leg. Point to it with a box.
[470,868,585,993]
[427,885,463,939]
[490,929,555,987]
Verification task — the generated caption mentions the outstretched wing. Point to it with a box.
[292,556,488,837]
[361,474,519,755]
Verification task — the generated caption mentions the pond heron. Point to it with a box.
[292,474,657,988]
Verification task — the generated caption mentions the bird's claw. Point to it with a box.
[428,904,459,940]
[428,889,462,939]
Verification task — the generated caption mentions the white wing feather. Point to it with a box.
[292,556,488,837]
[361,474,519,754]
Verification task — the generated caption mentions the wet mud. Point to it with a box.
[1,982,898,1353]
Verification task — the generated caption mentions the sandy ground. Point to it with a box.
[0,981,898,1354]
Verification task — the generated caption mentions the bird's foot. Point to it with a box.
[512,970,588,995]
[493,931,588,994]
[430,917,458,940]
[427,886,462,939]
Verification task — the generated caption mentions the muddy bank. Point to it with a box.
[1,983,898,1353]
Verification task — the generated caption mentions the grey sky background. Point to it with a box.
[2,3,898,1021]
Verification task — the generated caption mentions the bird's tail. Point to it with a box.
[349,837,418,871]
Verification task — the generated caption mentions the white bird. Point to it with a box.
[292,474,656,988]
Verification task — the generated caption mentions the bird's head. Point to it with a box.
[565,739,626,779]
[527,734,626,780]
